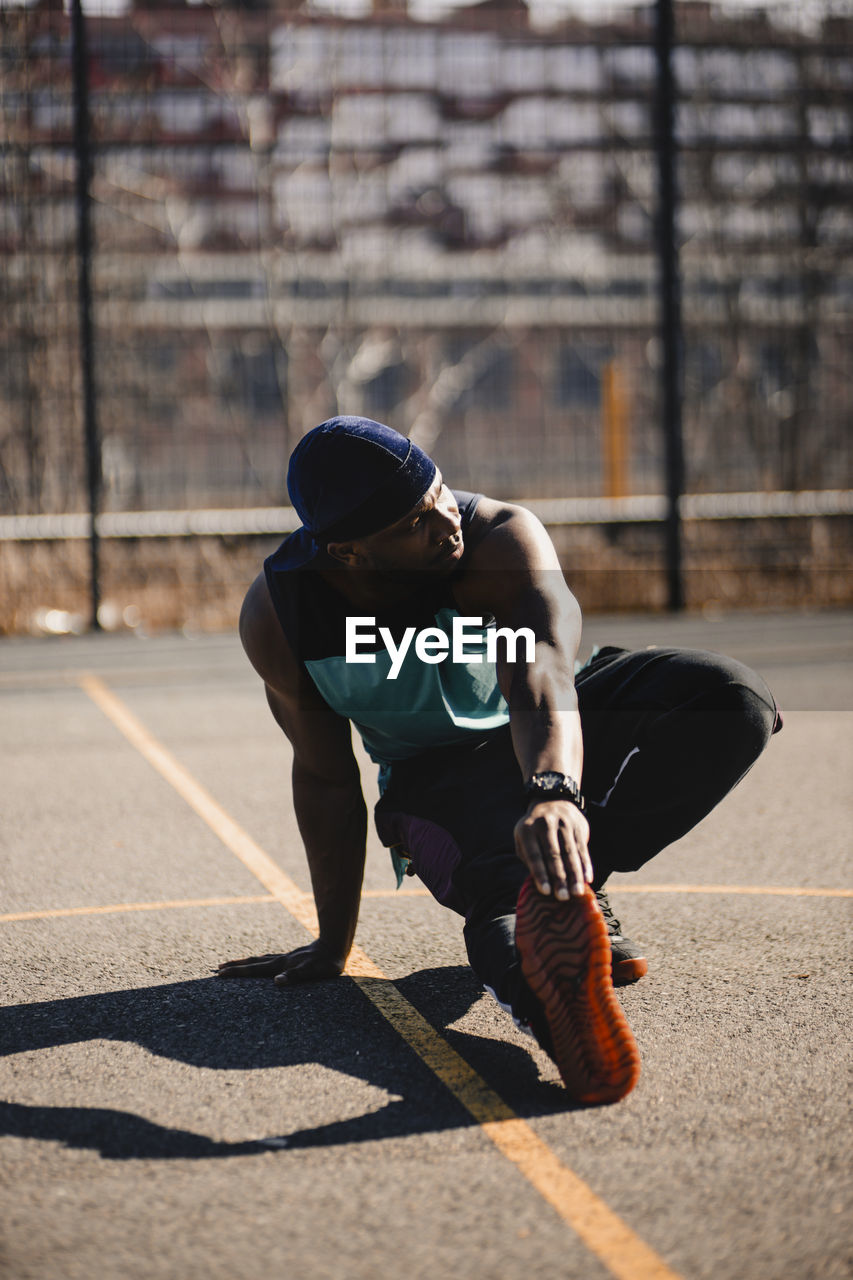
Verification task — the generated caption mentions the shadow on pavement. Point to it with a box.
[0,966,568,1160]
[0,1100,266,1160]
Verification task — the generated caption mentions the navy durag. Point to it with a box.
[287,416,436,546]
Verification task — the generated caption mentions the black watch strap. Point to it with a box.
[524,771,585,812]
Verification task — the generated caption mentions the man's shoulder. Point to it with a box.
[464,495,548,558]
[454,497,577,621]
[239,571,298,692]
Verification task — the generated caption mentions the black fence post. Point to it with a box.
[71,0,102,631]
[654,0,685,612]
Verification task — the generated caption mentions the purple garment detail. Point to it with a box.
[374,811,465,914]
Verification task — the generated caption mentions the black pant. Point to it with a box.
[375,646,781,1021]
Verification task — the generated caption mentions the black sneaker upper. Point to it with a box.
[595,888,647,966]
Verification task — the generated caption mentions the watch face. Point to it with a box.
[536,772,564,791]
[526,772,584,811]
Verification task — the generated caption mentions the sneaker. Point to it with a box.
[596,888,648,986]
[515,878,641,1105]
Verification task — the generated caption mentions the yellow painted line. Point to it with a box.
[80,672,680,1280]
[610,883,853,899]
[0,895,275,924]
[361,886,431,897]
[7,882,844,927]
[0,890,415,924]
[363,884,853,900]
[79,674,319,935]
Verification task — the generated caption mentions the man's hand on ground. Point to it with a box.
[514,799,592,899]
[217,939,345,985]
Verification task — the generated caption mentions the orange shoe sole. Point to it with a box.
[613,955,649,986]
[515,879,641,1105]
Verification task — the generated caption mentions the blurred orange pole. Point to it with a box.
[602,360,629,499]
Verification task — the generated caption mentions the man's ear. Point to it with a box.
[325,540,364,567]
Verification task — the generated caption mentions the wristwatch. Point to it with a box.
[524,771,585,812]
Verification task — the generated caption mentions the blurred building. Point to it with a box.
[1,0,851,514]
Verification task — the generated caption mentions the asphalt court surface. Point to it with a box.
[1,609,851,1280]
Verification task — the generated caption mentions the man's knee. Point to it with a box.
[697,652,779,746]
[660,649,780,747]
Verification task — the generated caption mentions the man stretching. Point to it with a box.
[219,416,781,1104]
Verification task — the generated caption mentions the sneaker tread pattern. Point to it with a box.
[516,880,641,1105]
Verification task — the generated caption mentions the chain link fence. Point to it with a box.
[1,0,851,628]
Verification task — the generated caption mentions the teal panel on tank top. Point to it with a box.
[304,607,509,765]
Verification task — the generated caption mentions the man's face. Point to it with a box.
[340,473,464,576]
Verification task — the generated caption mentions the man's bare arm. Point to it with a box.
[218,572,367,983]
[457,503,592,900]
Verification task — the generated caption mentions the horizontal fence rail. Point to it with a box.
[3,491,852,542]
